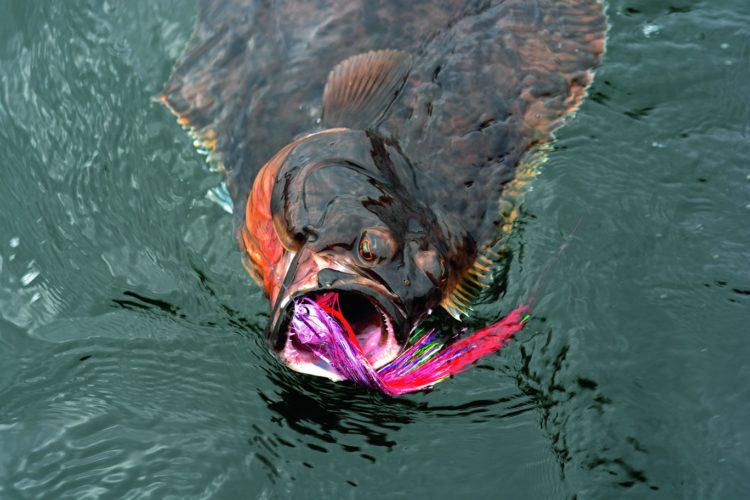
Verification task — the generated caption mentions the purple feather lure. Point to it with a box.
[289,293,529,395]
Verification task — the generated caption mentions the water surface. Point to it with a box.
[1,1,749,498]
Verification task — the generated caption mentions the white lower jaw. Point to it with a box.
[284,358,347,381]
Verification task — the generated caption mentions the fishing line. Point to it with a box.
[525,215,584,308]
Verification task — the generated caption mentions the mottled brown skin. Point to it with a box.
[162,0,607,366]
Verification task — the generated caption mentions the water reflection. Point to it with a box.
[1,0,749,497]
[257,338,539,455]
[259,372,410,455]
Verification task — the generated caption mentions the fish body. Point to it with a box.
[161,0,607,380]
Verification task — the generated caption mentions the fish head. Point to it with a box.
[244,129,467,380]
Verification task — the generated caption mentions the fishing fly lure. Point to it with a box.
[289,293,529,395]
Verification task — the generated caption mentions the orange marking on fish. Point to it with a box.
[242,129,350,303]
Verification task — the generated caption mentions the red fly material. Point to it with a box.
[289,292,529,395]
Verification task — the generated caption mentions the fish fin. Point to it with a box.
[496,144,552,233]
[442,239,512,320]
[158,95,226,175]
[321,49,412,129]
[206,183,234,214]
[160,94,232,214]
[440,145,551,320]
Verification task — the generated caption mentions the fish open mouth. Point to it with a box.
[274,290,402,380]
[266,286,531,394]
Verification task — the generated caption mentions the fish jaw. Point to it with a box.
[266,249,407,380]
[280,291,402,381]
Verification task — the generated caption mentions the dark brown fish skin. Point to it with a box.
[163,0,606,239]
[162,0,607,361]
[264,128,475,349]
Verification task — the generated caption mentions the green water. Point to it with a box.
[1,1,749,498]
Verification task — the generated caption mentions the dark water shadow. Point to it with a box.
[516,326,661,493]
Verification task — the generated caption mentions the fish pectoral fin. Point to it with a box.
[321,49,412,130]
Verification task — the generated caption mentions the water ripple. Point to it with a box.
[1,0,749,498]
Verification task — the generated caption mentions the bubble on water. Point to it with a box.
[720,43,729,49]
[10,237,20,248]
[651,141,665,148]
[642,24,661,37]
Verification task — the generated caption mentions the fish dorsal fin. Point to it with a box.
[321,49,412,129]
[441,145,552,320]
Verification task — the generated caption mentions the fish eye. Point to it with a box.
[357,228,396,265]
[359,238,375,261]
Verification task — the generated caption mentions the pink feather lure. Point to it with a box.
[289,292,529,395]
